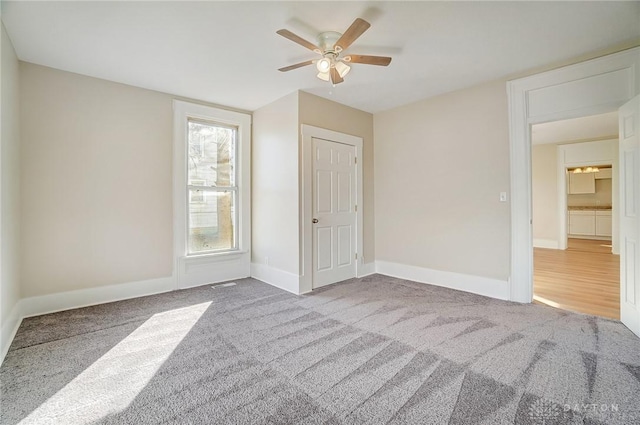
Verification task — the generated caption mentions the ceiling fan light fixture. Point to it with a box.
[316,57,331,73]
[335,61,351,78]
[277,18,391,85]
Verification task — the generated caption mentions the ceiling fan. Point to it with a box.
[277,18,392,85]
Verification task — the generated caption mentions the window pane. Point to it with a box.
[187,120,236,187]
[188,190,236,253]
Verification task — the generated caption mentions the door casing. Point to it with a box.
[618,95,640,336]
[507,46,640,304]
[301,125,364,294]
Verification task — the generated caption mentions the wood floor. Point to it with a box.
[533,238,620,319]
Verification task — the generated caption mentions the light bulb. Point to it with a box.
[573,168,583,174]
[585,167,593,173]
[316,58,331,73]
[335,61,351,78]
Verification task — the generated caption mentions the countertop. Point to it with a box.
[568,206,612,211]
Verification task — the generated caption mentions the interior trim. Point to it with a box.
[250,263,301,295]
[0,303,22,365]
[507,46,640,303]
[376,261,510,301]
[533,239,560,249]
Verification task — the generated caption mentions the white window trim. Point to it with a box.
[173,100,251,289]
[189,179,207,204]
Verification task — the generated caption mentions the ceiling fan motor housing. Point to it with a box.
[317,31,343,53]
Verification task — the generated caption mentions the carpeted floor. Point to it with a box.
[2,275,640,424]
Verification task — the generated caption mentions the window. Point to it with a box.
[187,120,237,253]
[173,100,251,284]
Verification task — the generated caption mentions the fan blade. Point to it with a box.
[330,68,344,84]
[276,29,321,52]
[278,60,314,72]
[335,18,371,51]
[344,54,392,66]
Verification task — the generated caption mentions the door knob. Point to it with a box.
[312,218,319,223]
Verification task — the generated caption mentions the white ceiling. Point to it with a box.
[3,1,640,114]
[531,111,619,145]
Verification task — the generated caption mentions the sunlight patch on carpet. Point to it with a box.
[19,302,212,425]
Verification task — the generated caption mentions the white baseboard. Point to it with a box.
[358,262,376,277]
[568,235,612,241]
[375,261,510,301]
[20,276,175,319]
[533,238,560,249]
[251,263,300,295]
[1,302,23,365]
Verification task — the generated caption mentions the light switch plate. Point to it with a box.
[500,192,507,202]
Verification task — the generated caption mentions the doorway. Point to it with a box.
[300,125,364,294]
[531,111,620,320]
[531,114,620,318]
[507,46,640,337]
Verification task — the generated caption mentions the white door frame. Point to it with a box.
[508,47,640,303]
[619,95,640,336]
[300,124,364,294]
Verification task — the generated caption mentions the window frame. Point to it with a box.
[186,119,239,254]
[188,179,207,204]
[173,100,251,289]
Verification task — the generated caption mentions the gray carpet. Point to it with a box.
[2,274,640,424]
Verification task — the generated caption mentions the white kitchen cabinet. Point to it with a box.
[568,173,596,194]
[569,210,596,235]
[594,168,613,179]
[596,210,612,237]
[568,209,612,238]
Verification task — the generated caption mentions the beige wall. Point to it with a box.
[532,144,559,243]
[17,65,373,298]
[13,43,636,303]
[252,92,300,274]
[1,24,21,333]
[298,91,375,264]
[20,63,174,297]
[251,90,375,276]
[374,80,510,281]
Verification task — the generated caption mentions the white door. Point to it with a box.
[312,137,357,288]
[619,95,640,337]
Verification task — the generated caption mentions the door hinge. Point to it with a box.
[354,157,357,165]
[355,205,358,212]
[355,253,358,260]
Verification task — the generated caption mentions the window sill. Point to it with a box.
[181,250,248,265]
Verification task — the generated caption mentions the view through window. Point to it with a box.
[187,119,237,254]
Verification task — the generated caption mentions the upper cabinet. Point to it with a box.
[569,172,596,194]
[595,168,613,179]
